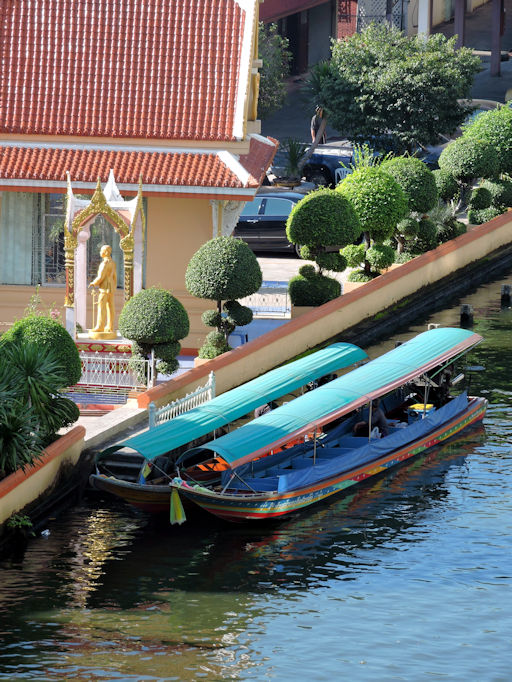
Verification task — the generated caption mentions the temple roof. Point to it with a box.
[0,0,254,141]
[0,136,278,196]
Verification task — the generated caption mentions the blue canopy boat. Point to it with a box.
[171,327,487,522]
[89,342,367,512]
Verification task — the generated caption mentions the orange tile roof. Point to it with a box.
[0,0,246,141]
[0,136,278,192]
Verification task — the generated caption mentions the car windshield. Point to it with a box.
[240,198,264,216]
[263,197,294,216]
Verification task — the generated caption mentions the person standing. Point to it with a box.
[310,105,327,144]
[89,244,117,333]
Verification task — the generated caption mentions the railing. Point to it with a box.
[148,371,216,428]
[76,351,153,389]
[239,280,290,318]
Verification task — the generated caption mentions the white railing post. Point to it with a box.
[148,401,156,429]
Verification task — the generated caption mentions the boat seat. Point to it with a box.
[336,436,370,448]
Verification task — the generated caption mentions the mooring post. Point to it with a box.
[501,284,511,307]
[460,304,474,326]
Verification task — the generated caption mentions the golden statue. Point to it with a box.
[88,244,117,339]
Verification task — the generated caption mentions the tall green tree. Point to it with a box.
[258,22,291,120]
[317,24,480,153]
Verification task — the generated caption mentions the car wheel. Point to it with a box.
[295,243,303,258]
[306,169,331,187]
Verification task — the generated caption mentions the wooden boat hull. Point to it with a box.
[174,396,487,522]
[88,474,175,514]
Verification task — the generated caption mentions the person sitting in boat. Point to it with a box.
[254,400,278,418]
[353,399,389,437]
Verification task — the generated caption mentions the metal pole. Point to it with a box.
[368,401,373,442]
[313,428,317,464]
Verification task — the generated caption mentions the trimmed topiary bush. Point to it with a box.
[347,270,374,282]
[185,236,262,357]
[438,137,498,184]
[118,287,190,377]
[286,187,361,248]
[413,217,439,253]
[480,178,512,210]
[433,168,459,202]
[463,105,512,175]
[2,315,81,386]
[340,243,366,269]
[337,166,408,242]
[381,156,438,213]
[366,244,395,271]
[285,188,359,305]
[186,236,262,302]
[469,186,492,210]
[289,271,341,306]
[467,206,504,225]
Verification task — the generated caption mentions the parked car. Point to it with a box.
[232,190,305,255]
[269,143,354,187]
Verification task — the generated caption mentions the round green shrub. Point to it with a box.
[289,272,341,306]
[433,169,459,201]
[396,217,419,237]
[2,316,81,386]
[414,218,439,252]
[201,309,222,328]
[469,186,492,210]
[381,157,438,213]
[467,206,503,225]
[185,236,262,301]
[347,270,374,282]
[394,251,416,264]
[298,264,317,279]
[337,166,408,241]
[481,178,512,209]
[286,187,361,248]
[438,137,498,182]
[340,243,366,268]
[154,340,181,363]
[315,251,347,272]
[366,244,395,271]
[463,105,512,174]
[198,330,230,360]
[119,287,189,344]
[224,302,253,327]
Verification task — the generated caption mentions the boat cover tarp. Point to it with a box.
[97,342,367,462]
[222,392,468,493]
[194,328,481,468]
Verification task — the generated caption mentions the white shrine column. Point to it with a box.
[75,224,91,331]
[417,0,431,36]
[133,214,144,294]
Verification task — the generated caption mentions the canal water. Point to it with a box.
[1,269,512,681]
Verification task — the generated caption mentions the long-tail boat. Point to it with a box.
[88,342,367,513]
[171,328,487,523]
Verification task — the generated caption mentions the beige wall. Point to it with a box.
[145,195,219,351]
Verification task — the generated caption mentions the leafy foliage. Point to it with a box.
[433,168,460,201]
[286,188,361,248]
[257,22,291,120]
[438,137,498,183]
[366,244,395,270]
[289,270,341,306]
[480,178,512,210]
[118,287,190,377]
[463,105,512,175]
[186,237,262,302]
[317,24,479,152]
[337,166,408,241]
[469,186,492,210]
[413,217,439,252]
[340,243,366,268]
[286,188,360,305]
[381,156,438,213]
[2,316,81,387]
[467,206,504,225]
[186,237,262,358]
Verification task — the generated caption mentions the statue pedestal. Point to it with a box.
[88,330,117,340]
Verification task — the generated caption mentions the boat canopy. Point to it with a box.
[182,327,482,469]
[96,342,367,462]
